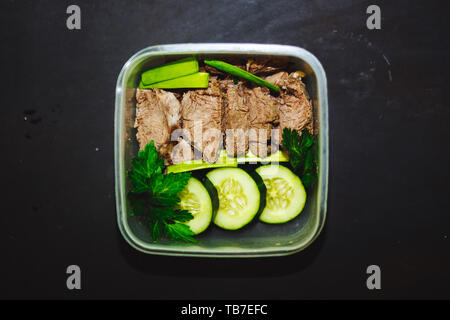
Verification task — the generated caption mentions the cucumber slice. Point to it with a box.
[139,72,209,89]
[255,165,306,224]
[141,57,199,85]
[202,177,219,215]
[177,177,214,235]
[206,168,264,230]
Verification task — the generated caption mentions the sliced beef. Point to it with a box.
[202,64,227,77]
[246,57,289,76]
[247,87,280,131]
[153,88,181,132]
[135,62,313,166]
[222,81,249,156]
[135,88,182,163]
[135,89,170,150]
[246,86,280,157]
[265,71,289,87]
[265,71,314,140]
[181,79,224,163]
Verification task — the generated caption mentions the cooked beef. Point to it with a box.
[246,57,289,76]
[265,71,289,87]
[279,95,313,134]
[135,61,314,165]
[266,71,310,99]
[135,89,169,150]
[266,72,313,139]
[135,88,182,163]
[247,87,280,129]
[222,81,249,156]
[181,79,224,163]
[153,88,181,132]
[202,64,227,77]
[246,86,280,157]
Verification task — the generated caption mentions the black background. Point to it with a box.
[1,0,449,299]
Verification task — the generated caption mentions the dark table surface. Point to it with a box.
[1,0,449,299]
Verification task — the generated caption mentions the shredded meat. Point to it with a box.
[246,86,280,157]
[135,90,169,150]
[265,71,289,87]
[153,88,182,131]
[135,62,314,164]
[181,79,224,163]
[247,87,279,130]
[266,72,313,140]
[246,57,289,75]
[202,64,227,77]
[135,88,182,163]
[223,81,249,156]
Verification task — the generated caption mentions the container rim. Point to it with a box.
[114,43,328,257]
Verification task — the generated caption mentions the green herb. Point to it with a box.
[128,141,197,242]
[204,59,280,93]
[282,128,318,188]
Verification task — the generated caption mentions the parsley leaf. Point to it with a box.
[128,141,196,242]
[128,193,148,217]
[282,128,318,189]
[151,219,164,240]
[148,172,191,206]
[165,222,197,243]
[128,141,165,194]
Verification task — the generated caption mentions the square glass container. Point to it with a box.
[115,43,328,257]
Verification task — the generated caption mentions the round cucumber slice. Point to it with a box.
[206,168,263,230]
[177,177,214,235]
[255,165,306,224]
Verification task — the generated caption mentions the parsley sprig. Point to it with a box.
[282,128,318,188]
[128,141,197,242]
